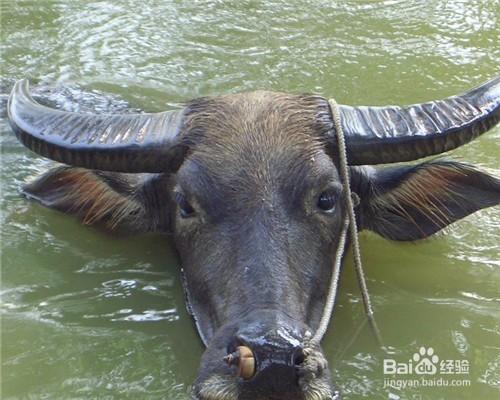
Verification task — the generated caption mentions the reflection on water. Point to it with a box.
[1,1,499,399]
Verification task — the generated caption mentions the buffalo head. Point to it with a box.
[7,78,500,399]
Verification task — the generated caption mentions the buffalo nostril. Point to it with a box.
[224,345,255,380]
[293,348,305,366]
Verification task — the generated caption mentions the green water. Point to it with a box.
[1,1,499,399]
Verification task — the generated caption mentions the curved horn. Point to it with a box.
[8,79,186,172]
[334,76,500,165]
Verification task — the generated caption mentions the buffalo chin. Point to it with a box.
[193,371,338,400]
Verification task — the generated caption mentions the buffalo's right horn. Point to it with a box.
[332,76,500,165]
[8,79,187,173]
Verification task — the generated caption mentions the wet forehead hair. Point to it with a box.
[179,91,337,196]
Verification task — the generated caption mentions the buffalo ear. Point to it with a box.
[352,161,500,241]
[23,166,173,233]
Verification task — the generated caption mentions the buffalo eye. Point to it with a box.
[317,190,336,213]
[175,192,195,218]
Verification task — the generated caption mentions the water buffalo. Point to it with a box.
[7,77,500,400]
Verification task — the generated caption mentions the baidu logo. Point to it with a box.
[383,344,471,390]
[383,345,469,376]
[384,346,440,375]
[413,346,439,375]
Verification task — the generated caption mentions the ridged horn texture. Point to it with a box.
[337,76,500,165]
[8,79,186,173]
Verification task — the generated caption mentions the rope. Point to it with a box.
[309,98,383,346]
[311,217,349,342]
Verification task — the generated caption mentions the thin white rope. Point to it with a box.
[311,217,349,343]
[310,98,383,346]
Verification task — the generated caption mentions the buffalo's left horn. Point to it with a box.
[332,76,500,165]
[8,79,187,173]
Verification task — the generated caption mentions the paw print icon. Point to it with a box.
[413,346,439,375]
